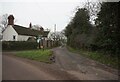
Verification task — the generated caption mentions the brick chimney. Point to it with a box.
[29,22,32,28]
[8,15,14,25]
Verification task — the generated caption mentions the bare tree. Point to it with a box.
[0,14,8,32]
[32,25,43,30]
[48,31,67,45]
[83,0,102,24]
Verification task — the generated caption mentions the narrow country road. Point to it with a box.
[3,54,55,80]
[52,47,119,80]
[3,52,77,80]
[3,47,119,80]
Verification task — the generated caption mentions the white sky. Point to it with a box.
[0,0,119,32]
[0,1,83,32]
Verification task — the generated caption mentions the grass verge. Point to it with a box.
[15,49,53,63]
[67,46,119,69]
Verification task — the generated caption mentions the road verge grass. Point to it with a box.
[15,49,53,63]
[67,46,119,69]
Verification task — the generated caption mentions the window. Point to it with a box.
[13,35,16,41]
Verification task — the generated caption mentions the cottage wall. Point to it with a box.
[17,35,33,41]
[2,25,18,41]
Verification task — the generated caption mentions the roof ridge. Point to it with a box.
[14,24,41,31]
[13,25,49,37]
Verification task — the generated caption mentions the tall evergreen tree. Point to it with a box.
[65,8,92,49]
[95,2,119,55]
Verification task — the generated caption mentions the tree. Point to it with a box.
[95,2,119,55]
[32,25,43,30]
[48,32,60,41]
[65,8,92,49]
[84,0,102,24]
[0,14,8,33]
[65,1,119,56]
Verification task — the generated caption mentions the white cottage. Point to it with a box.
[2,15,49,41]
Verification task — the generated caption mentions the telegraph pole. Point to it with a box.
[54,24,56,33]
[54,24,56,41]
[53,24,56,46]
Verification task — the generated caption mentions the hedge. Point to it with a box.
[2,41,38,51]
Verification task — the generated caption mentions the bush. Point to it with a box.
[2,41,38,51]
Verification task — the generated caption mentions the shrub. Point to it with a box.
[2,41,38,51]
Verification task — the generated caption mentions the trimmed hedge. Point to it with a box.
[2,41,38,51]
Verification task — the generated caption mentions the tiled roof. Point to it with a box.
[13,25,49,37]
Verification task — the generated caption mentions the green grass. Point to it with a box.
[15,49,53,63]
[67,46,119,69]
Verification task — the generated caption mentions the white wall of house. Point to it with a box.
[2,25,18,41]
[17,35,33,41]
[2,25,47,41]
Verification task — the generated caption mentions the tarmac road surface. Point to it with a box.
[2,47,119,80]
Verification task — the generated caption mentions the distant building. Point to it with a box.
[2,15,49,41]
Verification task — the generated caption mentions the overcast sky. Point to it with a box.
[0,0,119,32]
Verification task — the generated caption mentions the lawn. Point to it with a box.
[67,46,119,69]
[15,49,53,63]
